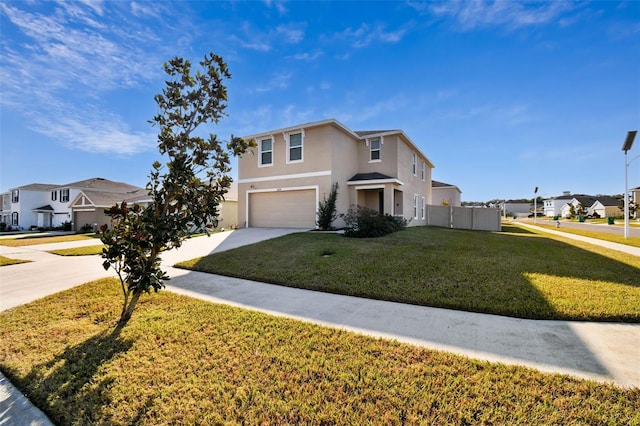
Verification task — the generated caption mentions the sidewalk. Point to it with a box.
[517,222,640,257]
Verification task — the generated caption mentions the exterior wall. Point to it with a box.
[356,135,398,177]
[10,189,44,229]
[395,136,430,226]
[329,125,359,228]
[215,200,238,229]
[432,187,461,207]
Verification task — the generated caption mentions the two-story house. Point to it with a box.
[237,119,435,229]
[3,178,145,231]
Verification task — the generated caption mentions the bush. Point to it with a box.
[79,223,93,233]
[341,206,408,238]
[316,182,339,230]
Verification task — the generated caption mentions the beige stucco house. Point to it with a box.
[237,119,435,229]
[431,180,462,207]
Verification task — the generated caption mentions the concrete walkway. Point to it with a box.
[1,227,639,424]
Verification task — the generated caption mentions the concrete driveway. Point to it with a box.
[0,228,302,311]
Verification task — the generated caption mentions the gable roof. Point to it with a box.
[348,172,393,181]
[71,189,151,208]
[354,130,396,137]
[593,196,620,207]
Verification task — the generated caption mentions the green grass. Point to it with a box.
[525,222,640,248]
[0,234,98,247]
[0,278,637,425]
[47,245,105,256]
[177,225,640,322]
[0,255,31,266]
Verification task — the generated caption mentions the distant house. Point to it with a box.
[431,180,461,207]
[2,178,145,231]
[543,192,574,217]
[590,197,622,218]
[632,186,640,219]
[213,181,238,230]
[500,200,531,217]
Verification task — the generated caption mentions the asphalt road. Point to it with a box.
[523,218,640,238]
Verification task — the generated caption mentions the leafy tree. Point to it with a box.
[316,182,339,230]
[100,53,253,325]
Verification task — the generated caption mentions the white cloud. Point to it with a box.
[254,72,292,93]
[337,22,413,48]
[289,50,323,61]
[426,0,573,31]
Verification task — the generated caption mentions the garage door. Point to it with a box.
[74,211,95,231]
[249,190,316,228]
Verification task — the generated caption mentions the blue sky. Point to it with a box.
[1,1,638,202]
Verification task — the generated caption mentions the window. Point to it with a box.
[412,153,417,176]
[11,190,19,203]
[60,188,70,202]
[259,138,273,166]
[421,161,426,181]
[287,132,303,163]
[413,194,418,219]
[370,138,381,161]
[11,212,18,226]
[421,197,426,220]
[51,191,57,201]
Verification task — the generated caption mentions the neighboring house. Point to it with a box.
[631,186,640,219]
[237,119,435,229]
[500,200,531,217]
[213,181,238,230]
[590,197,622,218]
[543,191,574,217]
[431,180,461,207]
[1,192,12,227]
[3,178,145,231]
[3,183,59,230]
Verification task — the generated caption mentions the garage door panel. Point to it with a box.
[249,190,316,228]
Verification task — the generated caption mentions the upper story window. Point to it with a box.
[259,137,273,167]
[51,191,57,201]
[287,131,304,163]
[60,188,70,202]
[370,138,381,162]
[11,190,19,203]
[412,153,417,176]
[421,161,426,181]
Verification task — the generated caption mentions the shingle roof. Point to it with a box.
[33,205,54,211]
[432,180,454,188]
[60,177,142,193]
[348,172,393,181]
[14,183,59,191]
[594,196,621,207]
[80,189,150,207]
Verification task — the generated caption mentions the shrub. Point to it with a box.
[79,223,94,233]
[316,182,339,230]
[341,206,407,238]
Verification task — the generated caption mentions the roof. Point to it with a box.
[77,189,151,207]
[348,172,393,181]
[12,183,59,191]
[432,180,462,193]
[32,205,54,211]
[592,196,620,207]
[58,177,142,193]
[354,130,396,137]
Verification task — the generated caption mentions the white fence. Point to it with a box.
[426,205,501,232]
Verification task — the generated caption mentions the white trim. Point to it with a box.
[245,185,319,228]
[421,161,426,181]
[258,135,274,168]
[413,194,418,219]
[285,129,305,164]
[347,178,403,186]
[238,170,331,184]
[412,153,417,176]
[421,197,426,220]
[353,184,385,190]
[368,136,383,162]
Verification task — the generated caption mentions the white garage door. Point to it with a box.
[249,190,316,228]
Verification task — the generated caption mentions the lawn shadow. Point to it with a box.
[18,325,134,424]
[167,226,639,386]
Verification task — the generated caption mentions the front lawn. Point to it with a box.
[0,279,637,425]
[0,234,98,247]
[47,245,105,256]
[0,255,31,266]
[177,226,640,322]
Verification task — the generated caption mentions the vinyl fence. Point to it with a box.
[426,205,501,232]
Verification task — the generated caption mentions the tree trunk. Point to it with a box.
[119,291,142,324]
